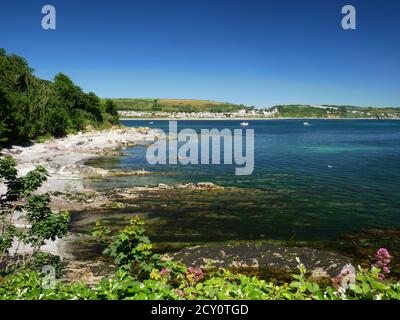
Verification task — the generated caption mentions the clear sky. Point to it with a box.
[1,0,399,107]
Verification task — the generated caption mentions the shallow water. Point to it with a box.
[84,120,400,250]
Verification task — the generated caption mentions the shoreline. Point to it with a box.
[0,127,160,259]
[0,127,160,194]
[1,124,397,279]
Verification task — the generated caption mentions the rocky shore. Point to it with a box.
[51,182,224,212]
[0,127,160,258]
[0,127,160,194]
[1,127,357,282]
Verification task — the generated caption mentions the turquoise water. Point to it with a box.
[85,120,400,247]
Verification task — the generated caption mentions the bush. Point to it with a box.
[1,259,400,300]
[92,217,159,275]
[0,156,70,271]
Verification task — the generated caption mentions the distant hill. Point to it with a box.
[105,98,253,113]
[267,105,400,119]
[106,98,400,119]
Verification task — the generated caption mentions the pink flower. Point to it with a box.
[160,268,171,276]
[186,266,204,283]
[372,248,391,281]
[175,289,184,297]
[376,248,390,258]
[332,264,356,289]
[188,267,203,276]
[383,267,390,274]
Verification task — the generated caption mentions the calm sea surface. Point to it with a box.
[84,120,400,249]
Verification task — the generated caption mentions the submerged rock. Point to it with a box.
[174,182,223,190]
[167,243,352,280]
[57,164,108,177]
[108,169,150,176]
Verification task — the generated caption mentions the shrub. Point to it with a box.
[0,156,70,271]
[92,217,157,275]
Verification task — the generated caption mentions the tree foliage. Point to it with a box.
[0,48,119,147]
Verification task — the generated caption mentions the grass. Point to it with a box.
[103,98,252,113]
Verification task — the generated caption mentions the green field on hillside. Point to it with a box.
[105,98,252,113]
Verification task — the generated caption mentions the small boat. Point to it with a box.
[240,122,249,127]
[303,122,311,126]
[149,121,154,125]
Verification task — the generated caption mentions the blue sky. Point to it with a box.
[1,0,399,107]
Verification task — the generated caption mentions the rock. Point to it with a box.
[47,163,62,174]
[158,183,169,189]
[197,182,216,189]
[167,243,351,278]
[105,202,127,209]
[251,258,260,268]
[108,169,150,176]
[58,165,108,177]
[6,148,23,155]
[176,183,196,189]
[309,267,330,282]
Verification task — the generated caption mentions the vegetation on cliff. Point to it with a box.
[0,49,119,147]
[269,105,400,119]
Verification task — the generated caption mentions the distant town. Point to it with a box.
[115,99,400,120]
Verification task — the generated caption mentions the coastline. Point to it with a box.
[0,127,160,195]
[0,124,394,280]
[0,127,160,259]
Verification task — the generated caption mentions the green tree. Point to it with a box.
[0,49,120,147]
[0,88,13,145]
[0,156,70,270]
[104,99,118,116]
[104,99,119,124]
[152,99,161,112]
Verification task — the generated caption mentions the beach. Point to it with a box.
[0,127,160,195]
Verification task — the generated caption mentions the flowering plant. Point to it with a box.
[372,248,391,280]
